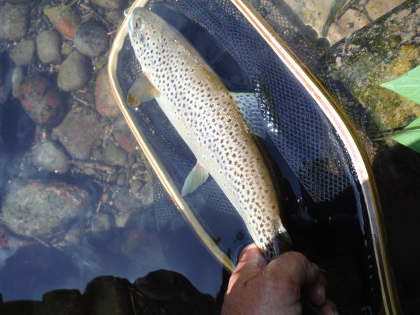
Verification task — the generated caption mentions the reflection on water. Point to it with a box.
[0,0,418,314]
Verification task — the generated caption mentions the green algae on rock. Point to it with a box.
[326,1,420,132]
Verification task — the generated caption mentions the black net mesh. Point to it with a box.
[117,1,384,313]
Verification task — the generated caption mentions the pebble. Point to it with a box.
[0,180,91,239]
[43,4,80,39]
[0,3,28,40]
[91,0,125,9]
[18,74,66,126]
[58,51,91,92]
[74,20,109,57]
[31,140,70,174]
[53,107,106,160]
[112,117,137,153]
[95,67,120,118]
[104,141,127,166]
[9,39,35,65]
[90,212,114,236]
[11,66,24,98]
[36,30,62,64]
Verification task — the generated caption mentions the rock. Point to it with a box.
[104,141,127,166]
[18,74,66,126]
[365,0,407,21]
[31,140,70,173]
[282,0,406,44]
[128,162,154,205]
[112,117,137,153]
[74,20,109,57]
[53,107,106,160]
[282,0,334,39]
[95,67,120,118]
[0,180,91,239]
[36,30,62,64]
[326,1,420,131]
[58,51,91,92]
[43,4,80,40]
[91,0,125,9]
[327,8,371,44]
[90,212,113,236]
[6,0,32,3]
[111,186,138,226]
[11,66,24,98]
[0,3,28,40]
[9,39,35,65]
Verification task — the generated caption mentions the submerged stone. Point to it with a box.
[53,106,106,160]
[0,3,28,40]
[0,180,91,239]
[36,30,62,64]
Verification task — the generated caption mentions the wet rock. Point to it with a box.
[74,20,108,57]
[6,0,32,3]
[36,30,62,64]
[327,1,420,130]
[128,162,154,205]
[53,107,106,159]
[9,39,35,65]
[91,0,125,9]
[90,212,114,236]
[95,67,120,118]
[44,4,81,40]
[327,8,371,44]
[282,0,334,38]
[283,0,406,44]
[31,140,70,173]
[11,66,24,98]
[0,3,28,40]
[58,51,91,92]
[18,74,66,126]
[104,141,127,166]
[365,0,407,21]
[112,117,137,153]
[0,180,91,239]
[111,186,139,226]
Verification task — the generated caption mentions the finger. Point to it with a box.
[320,299,339,315]
[308,272,327,306]
[227,244,267,293]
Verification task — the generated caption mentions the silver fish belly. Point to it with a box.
[128,7,291,258]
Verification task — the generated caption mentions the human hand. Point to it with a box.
[221,244,338,315]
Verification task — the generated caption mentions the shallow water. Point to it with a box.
[0,0,418,314]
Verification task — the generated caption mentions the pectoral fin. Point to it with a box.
[127,72,160,107]
[181,162,209,196]
[230,92,265,138]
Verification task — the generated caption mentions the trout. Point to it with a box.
[128,7,291,258]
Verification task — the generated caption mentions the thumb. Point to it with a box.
[227,244,267,293]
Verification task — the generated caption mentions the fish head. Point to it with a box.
[128,8,167,69]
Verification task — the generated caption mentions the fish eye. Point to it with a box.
[133,16,142,30]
